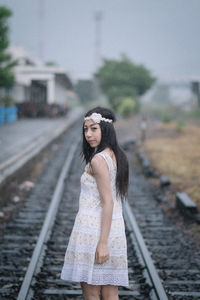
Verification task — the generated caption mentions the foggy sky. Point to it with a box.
[0,0,200,81]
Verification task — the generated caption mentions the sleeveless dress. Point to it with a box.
[61,151,129,286]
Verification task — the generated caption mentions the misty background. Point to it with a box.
[0,0,199,81]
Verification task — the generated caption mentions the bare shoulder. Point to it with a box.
[91,153,108,175]
[103,148,117,165]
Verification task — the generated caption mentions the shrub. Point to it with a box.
[162,114,172,123]
[117,97,139,118]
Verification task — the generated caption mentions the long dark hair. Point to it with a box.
[82,107,129,197]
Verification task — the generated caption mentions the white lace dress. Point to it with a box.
[61,151,129,286]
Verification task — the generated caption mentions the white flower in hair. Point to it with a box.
[91,113,102,123]
[84,112,112,123]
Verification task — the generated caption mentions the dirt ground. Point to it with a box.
[141,121,200,211]
[116,116,200,245]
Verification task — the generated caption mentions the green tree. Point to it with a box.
[95,55,156,114]
[0,6,17,88]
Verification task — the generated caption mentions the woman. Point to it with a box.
[61,107,129,300]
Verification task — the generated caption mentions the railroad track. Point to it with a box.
[128,152,200,300]
[0,124,167,300]
[0,123,81,299]
[15,143,160,300]
[0,123,199,299]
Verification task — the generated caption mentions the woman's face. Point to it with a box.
[84,119,102,148]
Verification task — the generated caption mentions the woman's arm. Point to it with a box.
[91,155,114,264]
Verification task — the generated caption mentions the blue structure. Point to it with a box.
[0,106,18,125]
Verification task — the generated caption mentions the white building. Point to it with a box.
[6,45,73,106]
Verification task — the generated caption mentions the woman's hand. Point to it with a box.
[95,241,109,264]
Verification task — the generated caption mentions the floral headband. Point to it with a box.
[84,112,112,123]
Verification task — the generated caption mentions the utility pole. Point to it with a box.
[38,0,45,61]
[93,11,103,103]
[94,11,103,72]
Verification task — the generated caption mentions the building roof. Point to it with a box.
[8,44,43,67]
[8,44,72,89]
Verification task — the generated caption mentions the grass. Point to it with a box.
[143,122,200,210]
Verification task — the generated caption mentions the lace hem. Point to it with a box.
[61,263,129,286]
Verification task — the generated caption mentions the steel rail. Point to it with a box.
[124,201,168,300]
[17,138,80,300]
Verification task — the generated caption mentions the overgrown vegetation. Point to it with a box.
[141,101,200,125]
